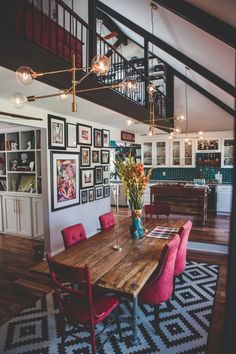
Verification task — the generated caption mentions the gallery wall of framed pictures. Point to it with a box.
[48,114,111,212]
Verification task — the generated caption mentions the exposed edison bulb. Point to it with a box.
[16,66,34,85]
[126,118,133,126]
[147,83,157,95]
[176,115,186,121]
[121,77,138,93]
[184,137,189,142]
[91,55,110,75]
[58,90,69,102]
[168,134,173,139]
[148,126,155,136]
[188,140,192,146]
[174,127,181,134]
[198,131,203,136]
[10,93,27,108]
[199,135,204,140]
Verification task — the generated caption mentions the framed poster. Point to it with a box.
[88,188,95,202]
[48,115,66,150]
[95,186,103,200]
[67,123,77,148]
[121,131,135,142]
[80,168,94,189]
[94,128,102,148]
[77,123,92,145]
[81,190,88,204]
[92,150,100,164]
[80,146,91,167]
[104,185,110,198]
[50,151,79,212]
[95,166,103,184]
[102,129,110,147]
[101,150,110,164]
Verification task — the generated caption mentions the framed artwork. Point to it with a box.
[95,166,103,185]
[48,115,66,150]
[67,123,77,148]
[103,167,109,183]
[104,185,110,198]
[81,190,88,204]
[80,146,91,167]
[103,165,108,171]
[102,129,110,148]
[77,123,92,145]
[101,150,110,164]
[88,188,95,202]
[80,168,94,189]
[94,128,102,148]
[50,151,79,212]
[95,186,103,200]
[92,150,100,164]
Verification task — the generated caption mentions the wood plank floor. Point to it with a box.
[0,211,229,354]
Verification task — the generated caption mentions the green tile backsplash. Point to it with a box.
[150,166,233,183]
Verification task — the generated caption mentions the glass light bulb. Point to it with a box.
[121,77,138,93]
[147,83,157,95]
[188,141,192,146]
[176,115,185,121]
[10,93,27,108]
[126,118,133,126]
[174,127,181,134]
[198,131,203,136]
[16,66,34,85]
[58,90,69,102]
[184,137,189,142]
[91,55,110,75]
[168,134,173,139]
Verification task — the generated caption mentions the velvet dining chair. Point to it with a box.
[144,203,171,219]
[61,223,87,249]
[138,233,180,333]
[99,211,116,230]
[46,254,121,354]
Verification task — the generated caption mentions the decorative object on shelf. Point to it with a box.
[29,161,35,171]
[25,141,32,150]
[11,142,18,150]
[51,151,79,212]
[114,155,152,239]
[48,115,66,150]
[95,186,103,200]
[88,188,95,202]
[80,146,91,167]
[102,129,110,148]
[94,128,102,148]
[66,123,77,148]
[80,168,94,189]
[101,150,110,164]
[92,150,100,164]
[81,190,88,204]
[77,124,92,146]
[95,166,103,185]
[11,53,137,113]
[18,175,36,193]
[11,177,18,192]
[103,185,110,198]
[10,159,18,171]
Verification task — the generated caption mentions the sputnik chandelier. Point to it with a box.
[11,53,138,112]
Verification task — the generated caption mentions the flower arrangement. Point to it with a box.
[114,155,152,210]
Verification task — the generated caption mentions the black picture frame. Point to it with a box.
[95,186,103,200]
[50,151,80,212]
[80,146,91,167]
[48,115,66,150]
[95,166,103,185]
[88,188,95,202]
[81,190,88,204]
[80,168,94,189]
[103,165,109,171]
[102,129,110,148]
[67,123,77,148]
[77,123,92,145]
[104,185,110,198]
[92,150,100,164]
[101,150,110,164]
[94,128,102,148]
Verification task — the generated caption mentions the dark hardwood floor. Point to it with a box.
[0,211,229,354]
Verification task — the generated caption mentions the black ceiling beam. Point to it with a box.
[96,8,128,45]
[152,0,236,49]
[96,1,235,98]
[173,69,235,118]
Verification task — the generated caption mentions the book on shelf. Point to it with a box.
[0,179,7,191]
[18,175,36,193]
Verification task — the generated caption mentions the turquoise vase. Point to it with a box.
[130,209,143,239]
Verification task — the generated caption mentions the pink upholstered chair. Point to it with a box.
[174,220,192,283]
[139,233,180,333]
[144,203,171,219]
[99,211,116,230]
[61,223,87,249]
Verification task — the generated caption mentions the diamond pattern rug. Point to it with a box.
[0,261,219,354]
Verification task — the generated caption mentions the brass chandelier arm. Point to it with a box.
[33,66,91,78]
[0,111,43,121]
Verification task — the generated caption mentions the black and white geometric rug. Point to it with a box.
[0,261,219,354]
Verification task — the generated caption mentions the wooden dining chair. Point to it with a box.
[61,223,87,249]
[46,254,121,354]
[99,211,116,230]
[138,233,180,333]
[144,203,171,219]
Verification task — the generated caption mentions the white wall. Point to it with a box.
[0,98,121,254]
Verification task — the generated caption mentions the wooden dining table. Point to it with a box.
[31,216,186,344]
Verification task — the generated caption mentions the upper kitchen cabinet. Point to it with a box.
[222,138,234,168]
[196,138,221,152]
[170,139,195,168]
[142,140,169,167]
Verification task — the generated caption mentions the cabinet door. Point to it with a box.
[171,140,181,166]
[17,197,32,237]
[0,196,3,232]
[222,139,234,168]
[156,141,168,166]
[2,196,18,234]
[32,198,44,237]
[183,139,195,167]
[142,142,153,166]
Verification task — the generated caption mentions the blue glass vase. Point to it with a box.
[130,209,143,239]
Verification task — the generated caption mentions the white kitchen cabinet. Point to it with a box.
[142,140,169,167]
[216,185,232,214]
[2,195,32,237]
[0,195,3,232]
[170,139,195,167]
[32,197,44,237]
[221,139,234,168]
